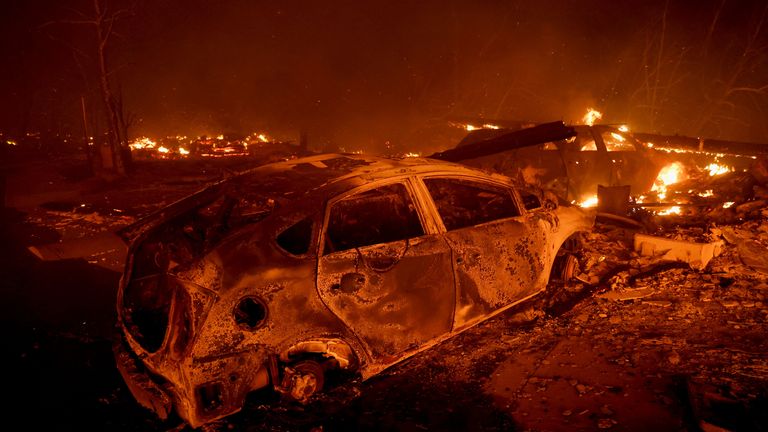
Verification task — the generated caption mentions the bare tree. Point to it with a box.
[621,1,768,141]
[41,0,134,177]
[692,3,768,137]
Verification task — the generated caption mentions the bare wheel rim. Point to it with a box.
[286,360,325,403]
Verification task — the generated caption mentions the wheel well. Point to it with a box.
[279,338,359,371]
[550,231,587,283]
[557,231,585,255]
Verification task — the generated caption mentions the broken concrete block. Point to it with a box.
[643,300,672,307]
[633,234,724,270]
[597,287,654,301]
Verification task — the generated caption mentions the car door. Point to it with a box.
[419,176,551,330]
[316,179,455,361]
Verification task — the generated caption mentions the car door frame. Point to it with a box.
[411,172,552,331]
[314,174,457,367]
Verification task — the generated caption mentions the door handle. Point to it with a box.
[334,272,366,293]
[367,257,397,271]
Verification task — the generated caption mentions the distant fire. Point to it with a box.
[582,108,603,126]
[128,137,157,150]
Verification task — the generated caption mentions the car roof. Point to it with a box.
[118,153,510,243]
[230,153,505,200]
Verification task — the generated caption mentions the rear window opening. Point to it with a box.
[276,217,313,256]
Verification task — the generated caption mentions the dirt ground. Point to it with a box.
[2,153,767,431]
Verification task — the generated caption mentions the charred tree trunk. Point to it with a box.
[93,0,126,176]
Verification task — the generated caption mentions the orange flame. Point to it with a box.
[657,206,681,216]
[582,108,603,126]
[128,137,157,150]
[705,162,731,176]
[651,162,686,201]
[574,194,598,208]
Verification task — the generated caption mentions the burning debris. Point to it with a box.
[127,132,288,160]
[445,111,768,229]
[582,108,603,126]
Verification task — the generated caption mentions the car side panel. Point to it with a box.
[444,215,549,330]
[316,235,455,362]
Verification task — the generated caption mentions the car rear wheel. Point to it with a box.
[282,360,325,403]
[551,233,585,284]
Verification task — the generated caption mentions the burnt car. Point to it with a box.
[114,154,594,427]
[453,124,666,203]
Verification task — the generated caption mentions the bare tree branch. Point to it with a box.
[726,85,768,96]
[701,0,726,56]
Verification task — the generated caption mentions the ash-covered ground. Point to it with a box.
[2,153,767,431]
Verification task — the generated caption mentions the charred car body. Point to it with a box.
[114,154,594,427]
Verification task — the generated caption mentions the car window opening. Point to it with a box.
[276,217,314,255]
[424,178,520,231]
[325,183,424,253]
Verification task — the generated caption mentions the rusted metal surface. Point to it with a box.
[115,154,594,427]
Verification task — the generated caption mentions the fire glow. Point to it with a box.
[128,137,157,150]
[582,108,603,126]
[705,162,731,176]
[657,206,682,216]
[574,194,598,208]
[465,123,501,131]
[651,162,686,201]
